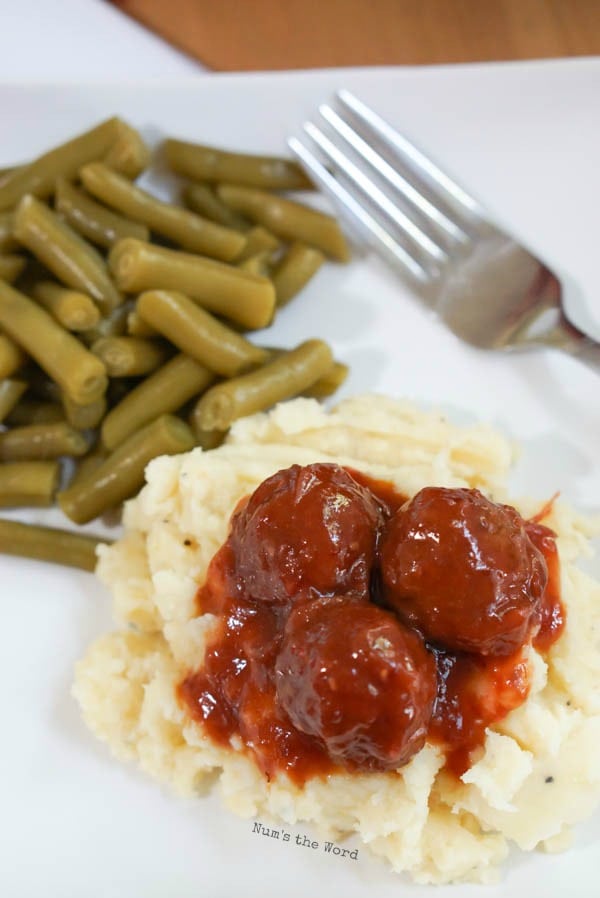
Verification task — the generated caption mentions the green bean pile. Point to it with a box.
[0,117,350,570]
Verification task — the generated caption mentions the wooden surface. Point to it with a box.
[110,0,600,71]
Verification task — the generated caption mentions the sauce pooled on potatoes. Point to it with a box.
[179,464,564,783]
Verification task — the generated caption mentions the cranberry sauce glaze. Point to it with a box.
[179,464,564,785]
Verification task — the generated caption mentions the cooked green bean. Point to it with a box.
[126,309,158,338]
[0,213,17,252]
[0,379,27,422]
[0,117,124,212]
[217,185,350,261]
[31,280,101,332]
[0,518,105,570]
[80,163,245,262]
[234,225,280,262]
[272,242,325,306]
[0,421,89,460]
[109,239,275,330]
[0,461,59,508]
[6,398,64,426]
[0,332,27,378]
[0,280,107,404]
[59,414,195,524]
[164,140,313,190]
[103,122,151,179]
[194,427,226,451]
[182,183,249,230]
[303,361,349,399]
[80,301,130,346]
[137,290,268,378]
[101,352,216,450]
[0,254,26,283]
[91,336,169,377]
[70,449,107,488]
[62,393,107,430]
[237,252,271,277]
[13,196,122,314]
[192,339,334,431]
[55,178,150,249]
[0,167,18,189]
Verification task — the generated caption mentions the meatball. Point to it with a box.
[275,596,437,770]
[229,463,385,605]
[380,487,547,656]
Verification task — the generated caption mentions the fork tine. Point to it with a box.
[319,104,469,246]
[303,122,447,264]
[337,89,483,218]
[288,137,430,283]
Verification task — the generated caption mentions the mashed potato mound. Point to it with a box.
[73,395,600,884]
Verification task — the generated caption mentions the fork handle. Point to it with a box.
[555,319,600,376]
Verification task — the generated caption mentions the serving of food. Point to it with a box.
[73,395,600,884]
[1,72,598,895]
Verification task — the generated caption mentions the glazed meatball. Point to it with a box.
[380,487,547,656]
[275,596,437,770]
[230,463,385,605]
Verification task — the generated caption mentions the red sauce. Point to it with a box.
[179,543,334,783]
[178,466,565,785]
[527,521,565,652]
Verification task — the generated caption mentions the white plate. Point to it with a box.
[1,62,599,898]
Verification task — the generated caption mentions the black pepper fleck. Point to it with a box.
[183,539,192,547]
[545,776,554,784]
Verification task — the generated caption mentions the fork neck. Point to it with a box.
[545,311,600,376]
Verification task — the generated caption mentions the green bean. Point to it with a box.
[80,301,130,346]
[137,290,268,378]
[102,122,151,179]
[101,353,216,451]
[164,139,313,190]
[217,185,350,261]
[0,518,105,570]
[194,427,226,451]
[126,309,158,338]
[31,280,101,332]
[0,254,26,284]
[91,336,169,377]
[0,421,89,461]
[0,117,124,212]
[0,280,107,404]
[13,196,122,314]
[80,163,245,262]
[0,332,27,378]
[237,252,271,277]
[272,242,325,306]
[0,213,18,252]
[55,178,150,249]
[70,449,107,488]
[303,361,349,399]
[182,183,249,230]
[62,393,107,430]
[192,339,334,431]
[0,461,59,508]
[0,379,27,422]
[6,399,64,426]
[0,167,18,189]
[58,414,195,524]
[234,225,280,262]
[109,239,275,330]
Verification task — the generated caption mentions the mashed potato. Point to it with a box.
[73,395,600,884]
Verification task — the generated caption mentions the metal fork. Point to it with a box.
[289,90,599,375]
